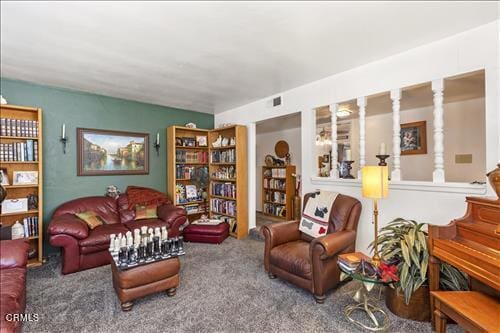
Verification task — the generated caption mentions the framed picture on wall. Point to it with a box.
[77,128,149,176]
[400,121,427,155]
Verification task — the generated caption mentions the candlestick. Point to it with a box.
[154,132,160,156]
[379,142,386,155]
[376,154,390,166]
[60,124,68,154]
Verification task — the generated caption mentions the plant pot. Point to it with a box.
[385,285,431,322]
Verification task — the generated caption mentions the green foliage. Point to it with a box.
[369,218,467,305]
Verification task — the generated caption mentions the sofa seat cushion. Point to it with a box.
[124,218,170,232]
[79,224,129,250]
[270,240,312,280]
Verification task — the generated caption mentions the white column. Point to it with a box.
[432,79,445,183]
[357,96,367,178]
[391,89,402,181]
[329,104,338,179]
[247,122,257,230]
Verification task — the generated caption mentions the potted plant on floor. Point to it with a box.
[370,218,468,322]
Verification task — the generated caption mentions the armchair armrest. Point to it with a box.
[48,213,89,240]
[311,230,356,259]
[262,220,301,248]
[158,204,187,236]
[0,239,29,269]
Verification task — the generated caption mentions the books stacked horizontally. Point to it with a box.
[338,252,370,273]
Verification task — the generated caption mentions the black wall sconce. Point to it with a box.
[154,132,160,156]
[60,123,68,154]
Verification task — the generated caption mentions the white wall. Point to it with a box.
[256,127,302,211]
[215,21,499,252]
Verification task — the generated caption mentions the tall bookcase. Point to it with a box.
[262,165,295,220]
[0,104,43,267]
[208,125,247,239]
[167,125,248,239]
[167,126,209,222]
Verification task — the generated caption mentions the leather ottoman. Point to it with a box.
[183,223,229,244]
[111,257,180,311]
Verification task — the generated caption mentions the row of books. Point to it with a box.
[263,178,286,190]
[175,165,207,180]
[211,182,236,198]
[265,191,286,204]
[176,150,208,163]
[210,149,235,163]
[22,217,39,237]
[212,215,238,234]
[263,203,286,217]
[265,168,287,178]
[210,198,236,217]
[211,166,236,180]
[0,140,38,162]
[0,118,39,137]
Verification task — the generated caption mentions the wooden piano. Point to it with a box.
[428,196,500,332]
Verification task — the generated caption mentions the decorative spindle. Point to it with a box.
[432,79,445,183]
[357,97,367,178]
[390,89,401,181]
[329,104,339,179]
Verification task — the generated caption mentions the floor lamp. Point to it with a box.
[361,166,388,267]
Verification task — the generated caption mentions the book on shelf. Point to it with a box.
[270,168,286,178]
[211,182,236,198]
[210,198,236,216]
[185,185,198,200]
[265,191,286,204]
[0,140,37,162]
[210,149,235,163]
[263,178,286,190]
[175,150,208,163]
[263,203,286,217]
[22,217,39,237]
[0,118,38,137]
[175,165,207,179]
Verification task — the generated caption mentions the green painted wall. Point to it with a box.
[0,78,214,254]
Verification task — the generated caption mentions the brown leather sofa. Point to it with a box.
[0,239,29,333]
[262,193,361,303]
[49,192,186,274]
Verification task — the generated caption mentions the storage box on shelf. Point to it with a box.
[167,126,209,222]
[0,104,43,267]
[262,165,296,220]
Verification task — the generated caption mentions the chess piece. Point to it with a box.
[178,236,185,255]
[161,226,168,241]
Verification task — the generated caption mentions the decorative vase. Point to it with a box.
[385,285,431,322]
[487,163,500,198]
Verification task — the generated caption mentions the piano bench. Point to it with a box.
[431,291,500,333]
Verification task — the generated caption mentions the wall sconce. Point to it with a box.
[60,123,68,154]
[154,132,160,156]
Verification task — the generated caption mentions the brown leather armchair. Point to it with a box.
[262,193,361,303]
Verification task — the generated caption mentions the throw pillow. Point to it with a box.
[126,186,170,210]
[75,211,104,229]
[135,204,158,220]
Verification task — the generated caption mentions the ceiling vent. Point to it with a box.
[267,96,282,108]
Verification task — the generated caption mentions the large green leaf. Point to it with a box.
[401,240,411,266]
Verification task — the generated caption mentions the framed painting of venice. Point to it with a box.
[77,128,149,176]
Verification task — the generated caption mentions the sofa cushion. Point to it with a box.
[79,224,129,248]
[53,196,120,224]
[75,211,104,229]
[0,267,26,333]
[124,218,170,233]
[134,204,158,220]
[0,239,29,269]
[270,240,312,280]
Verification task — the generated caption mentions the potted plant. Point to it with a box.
[370,218,468,322]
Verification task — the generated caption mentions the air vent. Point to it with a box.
[273,96,282,107]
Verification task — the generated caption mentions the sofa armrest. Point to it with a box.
[262,220,301,248]
[311,230,356,260]
[48,213,89,240]
[158,204,187,236]
[0,239,29,269]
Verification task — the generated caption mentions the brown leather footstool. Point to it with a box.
[111,257,180,311]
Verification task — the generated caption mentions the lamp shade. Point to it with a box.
[362,166,388,199]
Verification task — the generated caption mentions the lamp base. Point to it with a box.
[371,254,381,267]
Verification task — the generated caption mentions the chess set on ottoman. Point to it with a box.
[109,226,185,311]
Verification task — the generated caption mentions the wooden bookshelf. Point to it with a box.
[0,104,43,267]
[262,165,295,220]
[167,126,209,222]
[208,125,247,239]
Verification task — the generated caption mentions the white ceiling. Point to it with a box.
[1,2,498,114]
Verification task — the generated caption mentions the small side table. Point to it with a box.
[339,263,389,332]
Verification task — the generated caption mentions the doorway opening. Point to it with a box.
[253,112,302,234]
